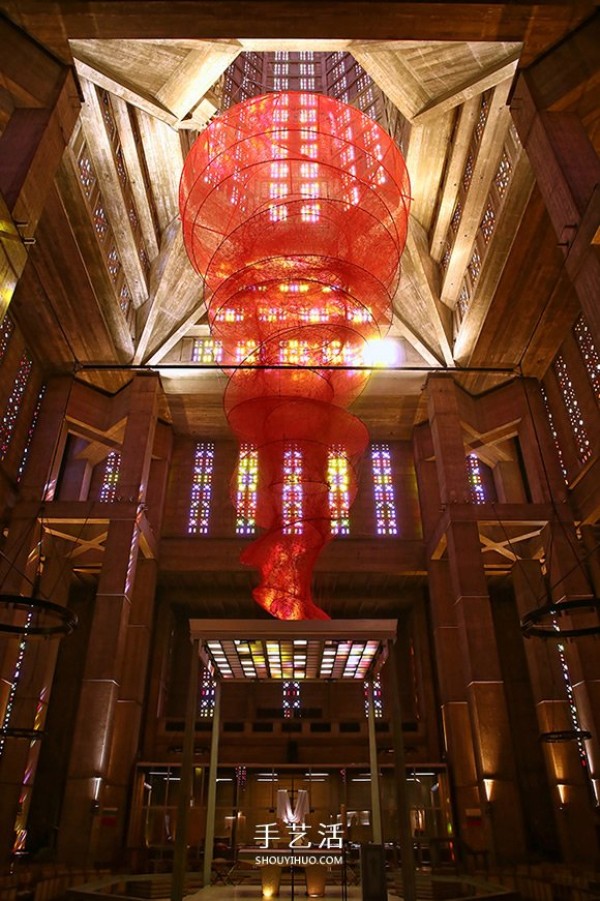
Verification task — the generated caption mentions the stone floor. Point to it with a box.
[189,887,399,899]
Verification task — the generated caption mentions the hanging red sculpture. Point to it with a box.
[180,92,410,620]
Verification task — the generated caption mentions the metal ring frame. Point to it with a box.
[520,597,600,639]
[0,727,45,741]
[0,595,77,637]
[540,729,592,743]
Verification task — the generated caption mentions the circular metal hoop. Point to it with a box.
[0,727,45,741]
[0,595,77,637]
[540,729,592,743]
[520,597,600,639]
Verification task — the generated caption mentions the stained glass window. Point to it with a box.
[282,680,301,718]
[236,444,258,536]
[215,308,245,323]
[494,151,512,197]
[441,242,451,272]
[236,339,258,363]
[371,444,398,536]
[462,152,474,190]
[474,94,489,143]
[466,453,486,503]
[555,626,590,773]
[0,316,14,365]
[199,667,216,718]
[282,444,303,535]
[100,88,117,138]
[16,386,46,484]
[0,354,33,461]
[99,450,121,502]
[115,144,127,184]
[188,443,215,535]
[480,203,495,243]
[328,447,350,535]
[93,204,109,239]
[192,338,223,364]
[78,149,96,197]
[574,315,600,401]
[468,247,481,284]
[554,354,591,463]
[450,201,462,233]
[363,673,383,718]
[120,283,131,316]
[0,614,31,758]
[107,245,121,280]
[540,383,568,485]
[456,284,470,319]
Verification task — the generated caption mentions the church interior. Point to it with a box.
[0,2,599,899]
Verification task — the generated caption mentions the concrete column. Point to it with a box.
[414,416,481,857]
[542,522,600,840]
[203,680,222,887]
[0,18,79,321]
[5,549,72,854]
[446,519,527,862]
[18,376,72,503]
[171,639,199,901]
[426,375,527,862]
[366,679,383,845]
[513,559,596,862]
[57,374,160,864]
[99,425,171,863]
[388,639,416,901]
[0,377,72,860]
[0,520,43,858]
[510,16,600,342]
[427,561,480,851]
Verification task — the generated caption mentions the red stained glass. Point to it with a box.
[180,92,410,620]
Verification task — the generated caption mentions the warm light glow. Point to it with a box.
[557,782,568,807]
[362,337,401,367]
[180,92,410,619]
[261,866,282,899]
[483,778,495,802]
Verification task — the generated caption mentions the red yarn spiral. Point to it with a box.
[180,92,410,620]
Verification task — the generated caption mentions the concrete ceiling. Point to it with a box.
[4,4,588,438]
